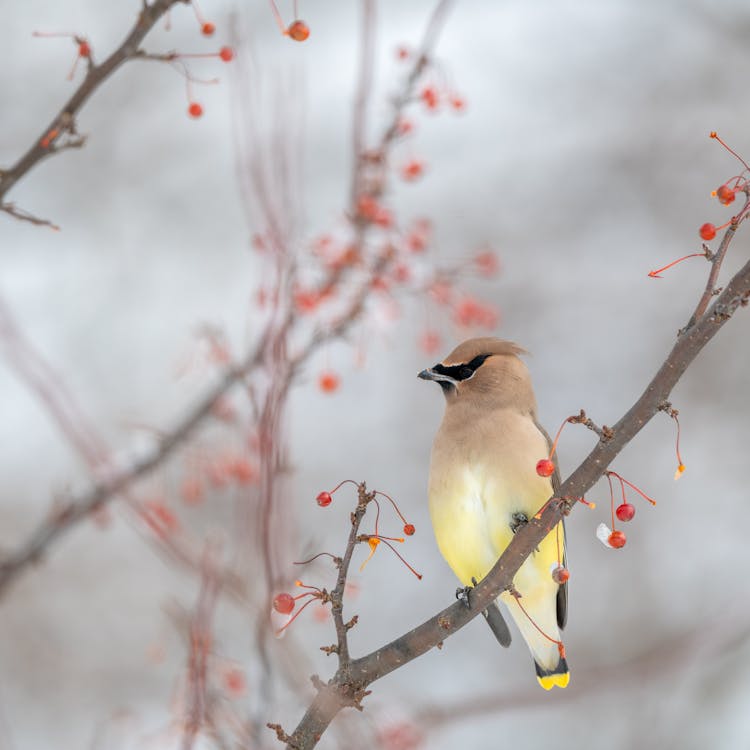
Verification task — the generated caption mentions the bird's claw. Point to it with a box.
[455,585,472,609]
[510,511,528,534]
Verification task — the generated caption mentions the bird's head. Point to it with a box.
[418,337,537,412]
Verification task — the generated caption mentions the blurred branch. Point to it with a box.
[0,0,189,225]
[279,236,750,748]
[181,543,221,750]
[415,615,750,728]
[0,333,268,598]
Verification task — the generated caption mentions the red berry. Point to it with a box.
[188,102,203,118]
[400,159,424,182]
[316,491,332,507]
[716,185,736,205]
[536,458,554,478]
[318,371,340,393]
[615,502,635,522]
[699,223,716,241]
[450,95,466,112]
[273,592,295,614]
[403,523,415,536]
[608,530,627,549]
[78,41,91,58]
[219,46,234,62]
[223,667,246,696]
[287,20,310,41]
[551,565,570,584]
[202,22,215,36]
[421,86,439,110]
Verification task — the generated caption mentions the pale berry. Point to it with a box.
[273,592,295,614]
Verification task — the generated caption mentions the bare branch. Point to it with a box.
[0,202,60,230]
[685,191,750,329]
[0,334,269,597]
[0,0,189,223]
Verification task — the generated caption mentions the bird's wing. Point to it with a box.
[535,418,568,631]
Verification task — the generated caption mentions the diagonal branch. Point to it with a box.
[0,334,268,597]
[281,252,750,749]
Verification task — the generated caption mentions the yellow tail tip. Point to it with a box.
[537,671,570,690]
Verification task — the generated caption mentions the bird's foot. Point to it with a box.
[510,511,528,534]
[455,585,473,609]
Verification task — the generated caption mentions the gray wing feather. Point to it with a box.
[482,602,512,647]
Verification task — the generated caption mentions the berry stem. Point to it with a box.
[711,131,750,172]
[268,0,287,34]
[648,253,707,279]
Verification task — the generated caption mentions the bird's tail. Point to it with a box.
[534,656,570,690]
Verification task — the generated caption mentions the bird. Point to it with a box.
[419,337,569,689]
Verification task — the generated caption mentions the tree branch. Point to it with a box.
[0,334,268,597]
[281,250,750,749]
[0,0,189,217]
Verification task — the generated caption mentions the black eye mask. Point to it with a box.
[431,353,490,382]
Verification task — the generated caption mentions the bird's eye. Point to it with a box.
[458,366,473,379]
[467,354,490,370]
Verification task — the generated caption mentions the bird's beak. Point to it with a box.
[418,367,457,385]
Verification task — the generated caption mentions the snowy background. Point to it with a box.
[2,1,750,748]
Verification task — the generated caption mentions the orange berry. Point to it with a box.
[403,523,415,536]
[273,592,295,614]
[316,491,332,507]
[716,184,736,205]
[536,458,554,477]
[699,222,716,241]
[287,20,310,41]
[219,46,234,62]
[450,94,466,112]
[201,22,215,36]
[188,102,203,118]
[78,41,91,58]
[608,530,627,548]
[400,159,425,182]
[474,250,499,276]
[318,371,340,393]
[223,668,246,696]
[421,85,439,110]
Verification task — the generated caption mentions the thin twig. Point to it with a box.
[181,542,221,750]
[685,191,750,329]
[350,0,376,208]
[0,203,60,230]
[331,484,373,666]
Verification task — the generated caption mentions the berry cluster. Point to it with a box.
[697,132,750,242]
[271,481,419,634]
[597,470,656,550]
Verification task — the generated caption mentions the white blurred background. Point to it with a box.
[2,1,750,748]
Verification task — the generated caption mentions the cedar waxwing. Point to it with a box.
[419,337,569,690]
